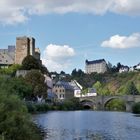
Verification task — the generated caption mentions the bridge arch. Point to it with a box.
[80,99,96,110]
[104,97,126,111]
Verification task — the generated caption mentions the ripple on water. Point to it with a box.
[33,111,140,140]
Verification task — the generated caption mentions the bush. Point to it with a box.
[26,103,49,113]
[132,102,140,114]
[0,94,42,140]
[0,77,43,140]
[105,99,126,111]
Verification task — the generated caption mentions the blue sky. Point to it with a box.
[0,0,140,73]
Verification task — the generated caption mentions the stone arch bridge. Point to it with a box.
[79,95,140,112]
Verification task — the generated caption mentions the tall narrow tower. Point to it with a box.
[29,37,35,56]
[15,36,30,64]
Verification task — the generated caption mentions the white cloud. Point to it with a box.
[1,0,140,25]
[41,44,75,72]
[101,33,140,49]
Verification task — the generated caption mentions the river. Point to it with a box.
[33,111,140,140]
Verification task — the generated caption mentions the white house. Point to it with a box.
[81,88,97,97]
[135,63,140,70]
[69,80,83,98]
[119,66,129,73]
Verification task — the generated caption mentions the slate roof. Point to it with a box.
[0,46,15,65]
[55,81,74,90]
[0,51,14,65]
[85,59,105,65]
[69,80,82,90]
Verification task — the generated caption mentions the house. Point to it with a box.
[69,80,83,98]
[135,63,140,70]
[52,81,74,100]
[129,67,134,72]
[87,88,97,96]
[44,74,53,93]
[0,46,15,68]
[81,88,97,97]
[119,66,129,73]
[85,59,107,74]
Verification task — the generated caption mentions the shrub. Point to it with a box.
[132,102,140,114]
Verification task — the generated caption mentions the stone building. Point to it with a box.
[0,36,41,67]
[85,59,107,74]
[15,36,40,64]
[53,81,74,100]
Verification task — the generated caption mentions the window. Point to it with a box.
[60,94,64,99]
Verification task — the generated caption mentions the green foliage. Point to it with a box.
[105,99,126,111]
[0,77,32,99]
[61,98,82,110]
[132,102,140,114]
[26,103,49,113]
[93,81,102,95]
[0,86,42,140]
[22,55,40,70]
[0,64,21,75]
[71,69,85,77]
[82,88,88,95]
[125,81,139,95]
[21,55,49,75]
[69,69,140,95]
[25,70,47,97]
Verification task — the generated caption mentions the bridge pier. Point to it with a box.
[126,101,134,112]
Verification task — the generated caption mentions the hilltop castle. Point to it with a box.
[0,36,41,68]
[85,59,107,74]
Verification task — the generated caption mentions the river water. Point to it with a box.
[33,111,140,140]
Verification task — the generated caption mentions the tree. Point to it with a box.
[0,64,21,75]
[0,78,42,140]
[25,70,47,99]
[71,68,84,77]
[40,65,49,75]
[22,55,40,70]
[125,81,139,95]
[93,81,102,95]
[5,77,32,99]
[116,62,122,72]
[60,71,65,75]
[71,68,77,77]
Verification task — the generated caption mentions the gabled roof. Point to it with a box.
[69,80,83,90]
[86,59,106,65]
[55,81,74,90]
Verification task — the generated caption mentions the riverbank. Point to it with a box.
[26,98,84,113]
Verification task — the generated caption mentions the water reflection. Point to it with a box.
[33,111,140,140]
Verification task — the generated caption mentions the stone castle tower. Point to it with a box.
[15,36,40,64]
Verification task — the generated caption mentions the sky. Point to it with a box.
[0,0,140,73]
